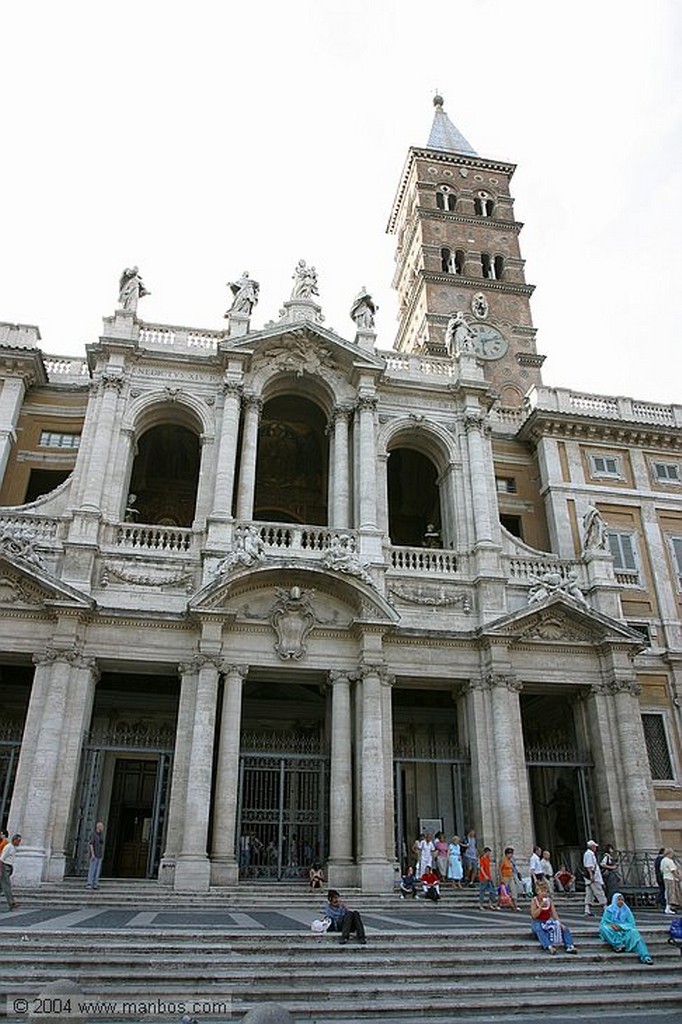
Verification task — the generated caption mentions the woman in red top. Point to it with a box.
[530,881,577,954]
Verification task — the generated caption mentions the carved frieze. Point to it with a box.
[388,584,471,612]
[515,611,597,644]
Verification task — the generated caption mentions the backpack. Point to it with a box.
[668,917,682,945]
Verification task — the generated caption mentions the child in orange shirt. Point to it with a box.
[478,846,499,910]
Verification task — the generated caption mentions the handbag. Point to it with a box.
[311,916,332,934]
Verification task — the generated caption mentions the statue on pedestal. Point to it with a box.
[350,287,378,330]
[118,266,150,313]
[291,260,319,299]
[226,272,259,317]
[444,311,474,357]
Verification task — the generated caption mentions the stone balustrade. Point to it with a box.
[527,385,682,427]
[255,521,348,555]
[378,350,456,379]
[388,545,459,574]
[114,523,194,553]
[0,514,60,541]
[43,357,90,380]
[138,323,222,353]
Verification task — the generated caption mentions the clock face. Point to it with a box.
[468,323,509,360]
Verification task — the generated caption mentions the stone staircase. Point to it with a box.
[2,882,680,1022]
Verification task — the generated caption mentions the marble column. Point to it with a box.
[460,677,497,845]
[327,671,354,886]
[173,656,221,892]
[358,663,394,891]
[211,664,248,885]
[488,673,532,853]
[464,412,493,544]
[235,394,262,521]
[330,406,352,529]
[356,395,378,531]
[0,374,29,486]
[10,649,98,885]
[81,371,124,511]
[610,678,660,849]
[159,662,199,885]
[212,382,243,519]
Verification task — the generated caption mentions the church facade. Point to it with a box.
[0,99,680,891]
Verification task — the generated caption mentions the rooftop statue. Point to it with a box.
[118,266,150,313]
[226,272,260,317]
[350,287,378,330]
[291,259,319,300]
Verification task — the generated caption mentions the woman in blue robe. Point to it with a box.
[599,892,653,963]
[447,835,463,886]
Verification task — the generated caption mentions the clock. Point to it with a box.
[468,323,509,360]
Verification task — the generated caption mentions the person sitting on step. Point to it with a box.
[323,889,367,945]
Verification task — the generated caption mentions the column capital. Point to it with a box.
[357,661,393,686]
[463,411,485,433]
[356,394,378,413]
[329,669,356,686]
[221,663,249,680]
[223,380,244,399]
[179,653,222,676]
[331,404,354,424]
[33,646,98,675]
[486,671,522,693]
[97,370,125,393]
[243,393,263,414]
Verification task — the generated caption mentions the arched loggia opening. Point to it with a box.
[387,447,441,547]
[129,421,201,527]
[254,394,329,525]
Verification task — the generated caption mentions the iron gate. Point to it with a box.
[237,738,329,880]
[0,723,22,830]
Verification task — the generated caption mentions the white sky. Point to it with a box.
[2,1,681,403]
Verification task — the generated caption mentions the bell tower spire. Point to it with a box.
[387,95,544,405]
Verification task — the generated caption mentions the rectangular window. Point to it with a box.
[500,513,523,540]
[654,461,680,482]
[641,713,674,781]
[496,476,517,494]
[590,454,621,478]
[627,622,651,646]
[608,531,637,571]
[670,537,682,584]
[39,431,81,449]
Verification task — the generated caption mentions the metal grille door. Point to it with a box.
[237,753,329,880]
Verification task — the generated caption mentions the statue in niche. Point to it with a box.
[444,311,474,357]
[582,505,608,551]
[271,585,316,660]
[291,259,319,299]
[349,286,378,330]
[118,266,150,313]
[226,271,259,317]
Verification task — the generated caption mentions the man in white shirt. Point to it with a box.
[660,848,680,915]
[0,833,22,910]
[583,838,606,916]
[529,845,543,892]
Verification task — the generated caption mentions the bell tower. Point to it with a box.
[387,95,544,405]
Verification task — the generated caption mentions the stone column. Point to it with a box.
[356,395,378,531]
[0,374,29,485]
[10,649,98,885]
[235,394,262,521]
[358,663,394,891]
[464,413,493,544]
[460,677,497,844]
[173,656,221,892]
[330,406,352,529]
[212,382,243,519]
[211,664,248,885]
[327,671,354,886]
[158,662,199,886]
[488,673,532,853]
[81,371,124,511]
[610,677,660,849]
[580,684,627,843]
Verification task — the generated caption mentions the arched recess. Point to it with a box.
[253,390,330,526]
[384,426,452,548]
[128,402,203,527]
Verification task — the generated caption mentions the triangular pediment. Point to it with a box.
[480,593,644,648]
[0,552,94,612]
[223,320,386,374]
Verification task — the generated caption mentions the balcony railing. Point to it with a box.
[114,524,193,553]
[256,522,346,555]
[388,546,458,574]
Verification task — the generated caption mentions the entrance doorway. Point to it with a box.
[106,759,158,878]
[237,750,329,880]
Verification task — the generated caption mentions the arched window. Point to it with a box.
[436,185,456,212]
[494,255,505,280]
[474,191,495,217]
[454,250,465,275]
[481,253,495,279]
